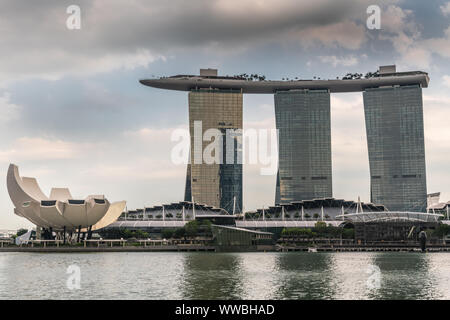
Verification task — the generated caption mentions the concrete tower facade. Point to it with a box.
[363,84,427,211]
[274,89,332,204]
[185,87,243,213]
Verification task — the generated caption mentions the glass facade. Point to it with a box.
[274,89,332,204]
[184,163,192,202]
[363,85,427,212]
[219,128,242,212]
[185,90,243,213]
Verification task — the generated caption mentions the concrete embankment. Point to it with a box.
[1,244,449,253]
[277,245,450,252]
[0,245,216,253]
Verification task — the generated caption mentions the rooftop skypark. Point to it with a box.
[140,66,429,94]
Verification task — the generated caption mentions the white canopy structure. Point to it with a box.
[336,211,443,223]
[6,164,126,231]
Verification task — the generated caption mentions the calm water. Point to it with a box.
[0,252,449,299]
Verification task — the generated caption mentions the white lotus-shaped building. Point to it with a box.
[7,164,126,232]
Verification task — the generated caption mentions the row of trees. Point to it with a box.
[233,73,266,81]
[101,228,150,239]
[281,222,354,239]
[432,224,450,238]
[162,220,213,239]
[342,71,380,80]
[102,220,213,240]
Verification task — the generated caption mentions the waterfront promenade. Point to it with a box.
[1,237,449,253]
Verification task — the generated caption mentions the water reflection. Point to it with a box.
[329,252,376,299]
[426,253,450,299]
[0,252,449,299]
[239,253,280,300]
[370,253,438,300]
[328,252,440,300]
[180,253,244,299]
[273,253,336,299]
[0,252,186,299]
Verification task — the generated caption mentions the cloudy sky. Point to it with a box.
[1,0,450,229]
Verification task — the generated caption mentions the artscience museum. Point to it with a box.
[6,164,126,239]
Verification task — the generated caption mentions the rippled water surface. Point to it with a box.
[0,252,449,299]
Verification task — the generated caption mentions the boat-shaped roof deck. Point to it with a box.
[140,70,429,94]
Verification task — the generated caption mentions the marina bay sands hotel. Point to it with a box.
[140,65,430,213]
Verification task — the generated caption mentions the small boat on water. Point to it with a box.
[308,248,317,252]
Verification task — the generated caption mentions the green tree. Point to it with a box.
[162,229,174,239]
[174,228,185,239]
[185,220,199,238]
[16,228,28,237]
[315,221,327,228]
[134,230,149,239]
[434,224,450,237]
[282,228,313,238]
[123,229,134,239]
[342,228,355,239]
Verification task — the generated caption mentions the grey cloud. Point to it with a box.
[0,0,393,81]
